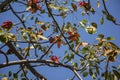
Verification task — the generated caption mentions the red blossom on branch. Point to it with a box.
[50,56,59,63]
[1,20,13,31]
[78,1,88,7]
[27,0,41,13]
[68,31,80,41]
[49,36,64,48]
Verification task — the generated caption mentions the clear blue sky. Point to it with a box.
[0,0,120,80]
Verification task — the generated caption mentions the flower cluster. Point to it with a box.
[27,0,41,13]
[68,31,80,41]
[1,20,13,31]
[50,55,59,63]
[78,1,89,7]
[49,36,64,48]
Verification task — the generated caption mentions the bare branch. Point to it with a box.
[6,42,47,80]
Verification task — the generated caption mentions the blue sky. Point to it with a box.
[0,0,120,80]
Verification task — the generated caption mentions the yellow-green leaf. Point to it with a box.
[97,1,100,8]
[100,16,104,25]
[85,26,97,34]
[71,3,77,12]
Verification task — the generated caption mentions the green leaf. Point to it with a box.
[102,10,107,15]
[91,22,97,28]
[106,37,114,41]
[98,34,104,39]
[100,16,104,25]
[35,17,38,24]
[97,1,100,8]
[0,73,6,77]
[72,62,78,68]
[13,73,18,78]
[9,71,12,77]
[106,15,115,22]
[113,70,120,79]
[71,3,77,12]
[108,42,119,49]
[85,26,97,34]
[89,68,93,76]
[82,72,88,77]
[0,34,8,43]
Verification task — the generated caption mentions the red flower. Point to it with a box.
[68,31,80,41]
[27,0,41,13]
[50,56,59,63]
[49,36,64,48]
[1,20,13,31]
[78,1,89,7]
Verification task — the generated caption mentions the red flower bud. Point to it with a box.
[50,56,59,63]
[78,1,89,7]
[1,20,13,31]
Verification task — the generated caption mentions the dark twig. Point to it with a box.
[105,59,109,80]
[9,4,27,28]
[0,50,9,64]
[6,42,47,80]
[40,42,55,59]
[102,0,120,26]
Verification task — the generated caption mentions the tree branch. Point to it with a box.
[9,4,27,28]
[102,0,120,26]
[0,59,83,80]
[0,50,9,64]
[6,42,47,80]
[0,0,12,12]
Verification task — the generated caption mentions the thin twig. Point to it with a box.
[73,69,83,80]
[6,42,47,80]
[0,50,9,64]
[102,0,120,26]
[40,42,55,59]
[105,59,109,80]
[9,4,27,28]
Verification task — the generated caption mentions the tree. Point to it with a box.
[0,0,120,80]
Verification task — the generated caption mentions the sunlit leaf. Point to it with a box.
[37,21,44,25]
[91,22,97,28]
[2,77,8,80]
[75,42,81,52]
[107,42,119,49]
[113,70,120,79]
[49,4,59,10]
[97,1,100,8]
[71,3,77,12]
[85,26,97,34]
[98,34,104,39]
[41,25,48,31]
[37,35,48,40]
[82,72,88,77]
[106,15,115,22]
[72,62,78,69]
[106,37,114,41]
